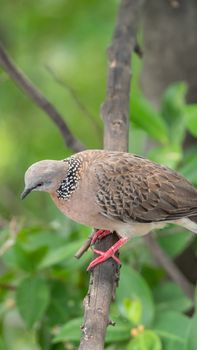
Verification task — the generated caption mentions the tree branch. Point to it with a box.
[75,232,94,259]
[0,43,84,152]
[144,234,195,300]
[0,283,16,291]
[45,65,102,135]
[79,1,144,349]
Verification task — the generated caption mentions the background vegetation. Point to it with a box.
[0,1,197,349]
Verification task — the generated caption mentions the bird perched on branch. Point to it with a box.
[21,150,197,270]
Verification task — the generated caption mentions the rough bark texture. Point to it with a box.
[78,1,144,349]
[79,238,119,350]
[102,0,140,152]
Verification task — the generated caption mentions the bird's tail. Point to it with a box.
[182,216,197,233]
[190,215,197,223]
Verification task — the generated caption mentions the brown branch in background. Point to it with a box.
[45,65,102,135]
[167,0,181,9]
[144,234,195,300]
[0,283,16,291]
[79,1,144,349]
[75,233,93,259]
[0,43,84,152]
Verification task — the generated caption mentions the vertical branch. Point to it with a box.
[102,0,142,152]
[79,1,144,349]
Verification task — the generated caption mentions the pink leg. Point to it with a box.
[91,229,111,245]
[87,237,128,271]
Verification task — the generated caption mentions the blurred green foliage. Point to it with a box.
[1,1,197,350]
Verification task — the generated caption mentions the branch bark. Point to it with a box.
[0,43,84,152]
[102,0,143,152]
[78,1,144,349]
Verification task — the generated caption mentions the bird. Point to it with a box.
[21,149,197,270]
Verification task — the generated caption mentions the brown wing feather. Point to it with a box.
[94,152,197,223]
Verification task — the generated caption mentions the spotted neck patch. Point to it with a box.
[56,157,82,200]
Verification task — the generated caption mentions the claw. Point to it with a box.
[91,229,111,245]
[87,237,128,270]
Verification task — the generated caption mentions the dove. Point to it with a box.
[21,150,197,270]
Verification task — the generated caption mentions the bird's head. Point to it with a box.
[21,159,68,199]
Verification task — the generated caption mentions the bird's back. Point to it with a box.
[84,150,197,225]
[50,149,197,236]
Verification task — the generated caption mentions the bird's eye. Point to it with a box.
[37,183,43,187]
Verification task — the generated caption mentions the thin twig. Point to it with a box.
[45,65,102,135]
[0,239,15,257]
[75,235,93,259]
[0,283,16,291]
[144,234,195,300]
[0,43,84,152]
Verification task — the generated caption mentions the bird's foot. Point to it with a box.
[87,237,128,270]
[91,229,111,245]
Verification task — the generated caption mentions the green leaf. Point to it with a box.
[141,265,164,288]
[3,244,31,271]
[116,266,155,326]
[105,346,126,350]
[153,282,192,312]
[3,244,47,272]
[184,104,197,137]
[127,330,162,350]
[180,155,197,185]
[161,82,187,145]
[185,312,197,350]
[17,227,65,250]
[131,93,169,145]
[153,311,190,349]
[53,318,82,343]
[0,337,6,350]
[123,298,142,325]
[106,319,131,343]
[195,285,197,309]
[46,280,77,325]
[148,145,182,169]
[158,230,192,258]
[16,276,50,328]
[185,290,197,349]
[38,239,85,268]
[129,128,148,155]
[161,82,187,120]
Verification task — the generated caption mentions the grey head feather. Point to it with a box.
[21,159,67,199]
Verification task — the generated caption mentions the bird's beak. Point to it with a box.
[20,187,32,200]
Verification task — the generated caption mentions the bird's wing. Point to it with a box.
[94,153,197,223]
